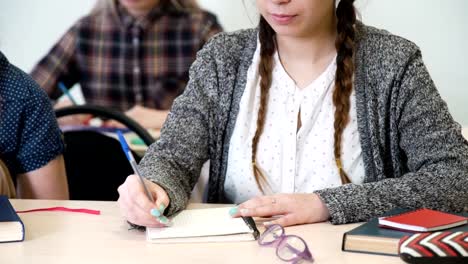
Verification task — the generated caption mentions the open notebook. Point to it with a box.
[146,207,259,243]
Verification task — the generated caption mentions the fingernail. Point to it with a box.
[150,208,161,217]
[240,209,249,215]
[158,216,172,226]
[228,207,238,216]
[264,221,273,226]
[159,204,166,213]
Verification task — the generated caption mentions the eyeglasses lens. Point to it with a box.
[261,225,284,244]
[277,236,306,261]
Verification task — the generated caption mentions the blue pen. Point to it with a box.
[58,82,78,105]
[117,131,154,203]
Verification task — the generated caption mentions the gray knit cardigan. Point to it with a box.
[139,22,468,224]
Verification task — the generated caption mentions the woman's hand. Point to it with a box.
[117,174,171,227]
[232,193,330,227]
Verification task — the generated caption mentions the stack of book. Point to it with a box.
[342,208,468,256]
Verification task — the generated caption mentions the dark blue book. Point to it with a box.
[342,208,468,256]
[0,195,24,242]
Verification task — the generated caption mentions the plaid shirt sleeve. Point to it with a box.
[199,12,223,47]
[30,23,80,100]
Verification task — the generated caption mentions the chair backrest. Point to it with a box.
[61,130,134,200]
[55,105,155,201]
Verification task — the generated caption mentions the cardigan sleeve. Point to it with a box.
[137,36,221,216]
[315,50,468,224]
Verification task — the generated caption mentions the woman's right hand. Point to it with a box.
[117,174,170,227]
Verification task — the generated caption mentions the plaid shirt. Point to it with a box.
[31,2,222,111]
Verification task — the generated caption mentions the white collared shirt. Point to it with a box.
[224,41,365,204]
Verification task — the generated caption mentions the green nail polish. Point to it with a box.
[158,216,171,226]
[159,204,166,213]
[229,207,238,216]
[150,208,161,217]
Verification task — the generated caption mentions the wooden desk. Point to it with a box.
[1,200,403,264]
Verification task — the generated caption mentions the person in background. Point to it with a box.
[31,0,222,129]
[0,51,68,199]
[117,0,468,228]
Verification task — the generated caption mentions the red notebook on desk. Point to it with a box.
[378,208,468,232]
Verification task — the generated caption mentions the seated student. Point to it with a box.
[117,0,468,227]
[31,0,222,129]
[0,51,68,199]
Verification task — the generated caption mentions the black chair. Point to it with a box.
[55,105,155,201]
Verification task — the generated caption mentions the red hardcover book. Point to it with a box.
[378,208,468,232]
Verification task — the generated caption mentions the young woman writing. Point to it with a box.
[117,0,468,227]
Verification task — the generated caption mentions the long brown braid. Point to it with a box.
[333,0,356,184]
[252,0,357,192]
[251,16,276,193]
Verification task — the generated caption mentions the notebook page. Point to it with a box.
[147,207,252,240]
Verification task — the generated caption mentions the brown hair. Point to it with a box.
[252,0,357,192]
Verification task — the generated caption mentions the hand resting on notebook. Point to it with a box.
[230,194,330,227]
[118,174,330,228]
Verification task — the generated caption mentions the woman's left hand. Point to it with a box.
[231,193,330,227]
